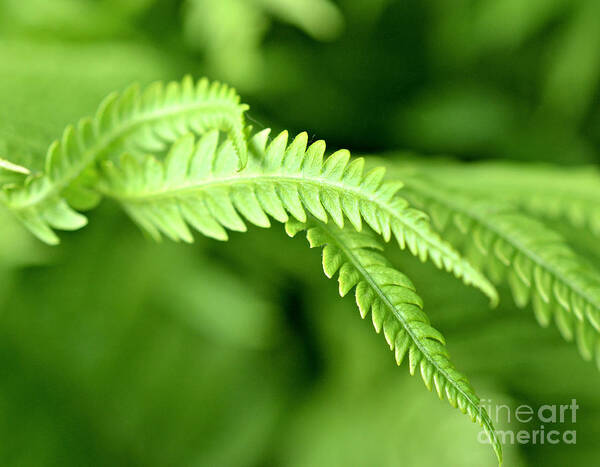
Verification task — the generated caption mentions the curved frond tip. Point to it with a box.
[285,219,502,464]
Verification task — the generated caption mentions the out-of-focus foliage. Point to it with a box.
[1,1,600,466]
[183,0,343,90]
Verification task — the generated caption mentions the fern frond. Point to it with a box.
[390,160,600,238]
[98,130,497,303]
[1,76,248,244]
[402,175,600,367]
[285,219,502,464]
[453,162,600,238]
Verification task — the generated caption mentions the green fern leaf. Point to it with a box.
[1,76,248,244]
[99,130,497,303]
[285,219,502,464]
[402,175,600,367]
[390,160,600,238]
[453,162,600,238]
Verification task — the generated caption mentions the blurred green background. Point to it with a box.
[1,1,599,465]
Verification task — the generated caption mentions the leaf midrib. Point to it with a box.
[103,170,467,270]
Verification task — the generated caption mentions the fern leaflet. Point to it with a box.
[285,219,502,464]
